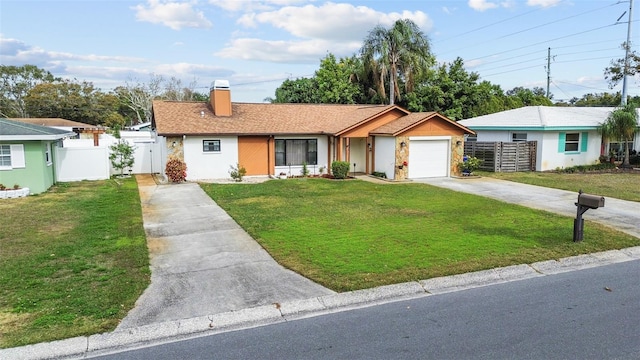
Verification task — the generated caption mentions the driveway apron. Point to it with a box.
[118,175,334,329]
[414,177,640,239]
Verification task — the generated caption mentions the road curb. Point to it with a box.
[3,246,640,360]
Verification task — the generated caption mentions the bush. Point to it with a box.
[301,162,310,177]
[165,157,187,182]
[372,171,387,179]
[457,156,482,173]
[555,163,616,173]
[331,161,350,179]
[229,163,247,182]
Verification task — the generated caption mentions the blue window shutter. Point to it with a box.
[558,132,566,153]
[581,132,588,152]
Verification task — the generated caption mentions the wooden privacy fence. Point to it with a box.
[464,141,537,172]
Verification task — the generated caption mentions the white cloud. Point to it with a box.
[468,0,499,11]
[467,0,516,11]
[133,0,212,30]
[209,0,308,12]
[526,0,561,8]
[238,3,432,41]
[216,38,360,63]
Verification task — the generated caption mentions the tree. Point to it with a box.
[24,80,120,125]
[505,87,552,107]
[604,42,639,90]
[0,64,57,118]
[599,103,638,167]
[361,19,433,105]
[315,54,362,104]
[114,74,164,125]
[109,140,136,177]
[271,77,320,103]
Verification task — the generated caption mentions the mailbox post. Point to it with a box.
[573,190,605,242]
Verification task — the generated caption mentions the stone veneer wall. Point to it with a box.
[166,136,185,161]
[394,136,409,180]
[451,135,465,176]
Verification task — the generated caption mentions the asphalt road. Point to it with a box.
[90,259,640,360]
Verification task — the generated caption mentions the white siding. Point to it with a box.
[184,136,238,180]
[539,131,602,171]
[373,136,396,180]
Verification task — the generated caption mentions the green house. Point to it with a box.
[0,119,75,194]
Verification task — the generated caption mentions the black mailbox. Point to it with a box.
[577,193,605,209]
[574,191,605,242]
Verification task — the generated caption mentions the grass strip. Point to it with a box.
[201,178,639,292]
[0,178,149,349]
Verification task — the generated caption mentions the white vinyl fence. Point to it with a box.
[55,138,163,182]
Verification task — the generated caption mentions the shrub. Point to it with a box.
[229,163,247,182]
[457,156,482,173]
[0,184,5,190]
[301,162,310,177]
[372,171,387,179]
[331,161,350,179]
[109,139,136,177]
[165,157,187,182]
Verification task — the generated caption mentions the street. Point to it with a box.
[91,259,640,360]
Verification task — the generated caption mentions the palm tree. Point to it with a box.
[361,19,433,105]
[599,103,639,167]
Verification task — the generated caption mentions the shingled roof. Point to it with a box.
[152,101,404,136]
[371,112,474,136]
[10,118,100,129]
[0,118,76,140]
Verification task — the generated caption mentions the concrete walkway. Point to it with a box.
[117,175,334,329]
[412,176,640,239]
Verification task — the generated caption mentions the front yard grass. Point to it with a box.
[481,171,640,202]
[0,178,149,349]
[201,179,640,292]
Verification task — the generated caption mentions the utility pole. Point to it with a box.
[546,47,552,99]
[621,0,634,105]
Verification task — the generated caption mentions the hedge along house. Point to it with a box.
[151,80,474,181]
[0,118,75,194]
[458,106,640,171]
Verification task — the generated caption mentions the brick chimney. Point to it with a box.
[210,80,232,116]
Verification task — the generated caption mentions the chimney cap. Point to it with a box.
[211,79,230,90]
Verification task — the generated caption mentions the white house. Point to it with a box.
[151,81,475,181]
[458,106,640,171]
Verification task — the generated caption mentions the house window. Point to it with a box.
[0,145,11,167]
[203,140,221,152]
[0,144,25,169]
[564,133,580,152]
[45,142,52,165]
[512,133,527,142]
[275,139,317,166]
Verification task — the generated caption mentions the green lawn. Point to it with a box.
[481,171,640,202]
[201,178,640,292]
[0,178,149,349]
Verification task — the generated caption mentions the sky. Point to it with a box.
[1,0,638,104]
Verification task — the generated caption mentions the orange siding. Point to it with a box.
[402,117,466,137]
[238,136,270,175]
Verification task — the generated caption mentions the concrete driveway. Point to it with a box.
[414,176,640,239]
[117,175,334,329]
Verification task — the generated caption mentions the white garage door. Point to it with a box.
[408,140,449,178]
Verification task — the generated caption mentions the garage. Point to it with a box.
[408,139,449,178]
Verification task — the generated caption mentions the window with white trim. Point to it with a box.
[564,133,580,152]
[203,140,221,152]
[0,145,11,167]
[45,142,52,165]
[275,139,317,166]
